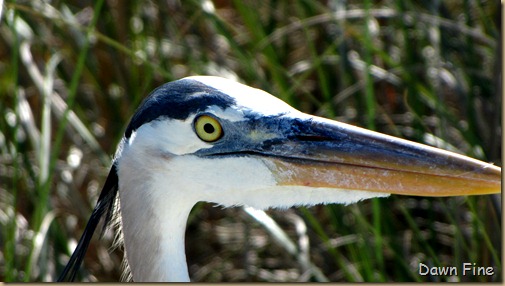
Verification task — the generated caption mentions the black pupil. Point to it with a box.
[203,123,215,133]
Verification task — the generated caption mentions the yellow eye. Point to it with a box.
[194,115,223,142]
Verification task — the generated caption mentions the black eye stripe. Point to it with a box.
[125,79,236,139]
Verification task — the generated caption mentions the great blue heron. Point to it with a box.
[58,76,501,282]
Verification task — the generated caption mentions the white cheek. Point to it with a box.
[156,156,278,201]
[129,117,212,155]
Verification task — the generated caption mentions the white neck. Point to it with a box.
[117,148,196,282]
[118,178,194,281]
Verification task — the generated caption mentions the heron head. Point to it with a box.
[116,76,500,210]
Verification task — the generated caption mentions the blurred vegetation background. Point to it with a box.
[0,0,501,282]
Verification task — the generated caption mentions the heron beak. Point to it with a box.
[260,116,501,197]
